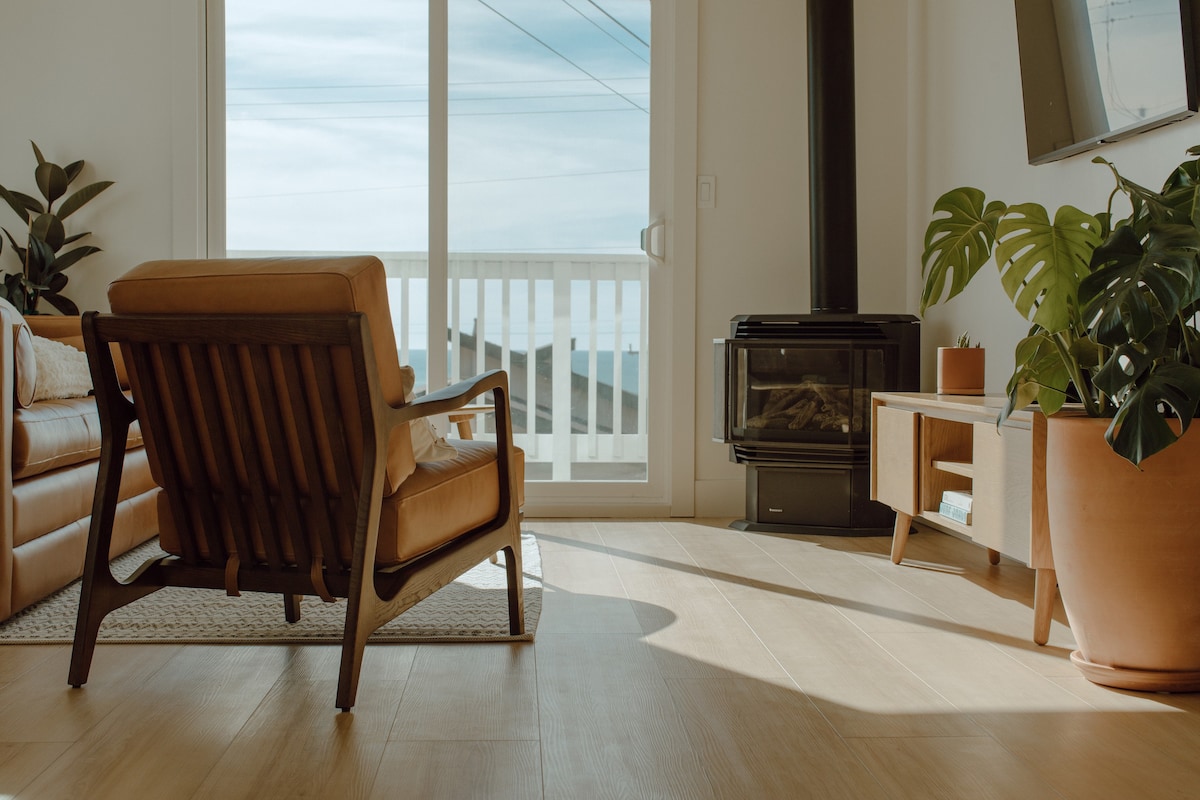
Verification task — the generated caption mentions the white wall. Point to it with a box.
[0,0,197,312]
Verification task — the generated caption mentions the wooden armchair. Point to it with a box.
[68,257,524,710]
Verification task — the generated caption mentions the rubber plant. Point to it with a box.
[0,141,114,315]
[921,145,1200,466]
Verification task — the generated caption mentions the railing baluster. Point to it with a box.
[587,275,599,458]
[234,249,651,479]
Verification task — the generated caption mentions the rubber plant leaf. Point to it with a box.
[24,237,56,283]
[63,160,84,184]
[30,213,66,251]
[30,141,46,166]
[44,245,100,277]
[57,181,114,220]
[994,203,1100,333]
[920,187,1007,315]
[0,185,33,223]
[41,292,79,317]
[1106,361,1200,466]
[34,162,69,206]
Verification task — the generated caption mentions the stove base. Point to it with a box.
[738,462,896,536]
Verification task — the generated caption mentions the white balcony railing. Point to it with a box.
[230,250,650,482]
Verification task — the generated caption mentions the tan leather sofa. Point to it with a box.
[0,310,158,621]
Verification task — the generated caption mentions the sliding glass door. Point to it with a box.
[218,0,673,511]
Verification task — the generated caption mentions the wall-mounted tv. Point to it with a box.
[1014,0,1200,164]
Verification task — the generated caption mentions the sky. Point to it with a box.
[224,0,651,256]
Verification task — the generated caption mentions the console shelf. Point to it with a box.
[870,392,1056,645]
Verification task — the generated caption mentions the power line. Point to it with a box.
[229,167,648,200]
[228,91,648,107]
[557,0,648,65]
[584,0,649,48]
[228,106,647,122]
[472,0,648,113]
[228,77,649,92]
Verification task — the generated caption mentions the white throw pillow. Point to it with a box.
[31,335,93,402]
[399,365,457,462]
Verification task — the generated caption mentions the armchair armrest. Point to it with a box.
[388,369,520,521]
[392,369,510,424]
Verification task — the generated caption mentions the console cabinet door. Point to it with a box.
[872,404,919,516]
[971,422,1032,564]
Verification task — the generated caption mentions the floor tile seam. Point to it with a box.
[953,711,1076,800]
[737,536,984,721]
[168,651,357,800]
[843,569,1096,710]
[379,645,422,743]
[665,527,806,689]
[0,741,73,800]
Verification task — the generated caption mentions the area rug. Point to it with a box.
[0,533,541,644]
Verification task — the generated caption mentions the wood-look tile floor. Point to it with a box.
[2,519,1199,799]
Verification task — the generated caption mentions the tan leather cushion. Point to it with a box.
[377,440,525,564]
[155,441,524,567]
[0,297,37,407]
[9,489,158,617]
[12,396,144,480]
[107,256,416,491]
[12,447,154,547]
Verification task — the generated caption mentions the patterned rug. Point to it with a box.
[0,533,541,644]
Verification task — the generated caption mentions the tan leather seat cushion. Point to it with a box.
[156,441,524,567]
[12,396,144,480]
[377,440,525,564]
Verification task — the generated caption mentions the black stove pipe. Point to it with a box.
[807,0,858,314]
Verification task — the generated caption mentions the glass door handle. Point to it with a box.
[640,218,666,264]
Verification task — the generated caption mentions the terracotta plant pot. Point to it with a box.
[1045,412,1200,692]
[936,347,985,395]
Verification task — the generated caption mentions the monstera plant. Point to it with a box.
[0,141,113,315]
[921,145,1200,467]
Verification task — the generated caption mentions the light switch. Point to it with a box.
[697,175,716,208]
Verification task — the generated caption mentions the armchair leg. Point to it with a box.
[283,594,302,623]
[503,540,525,636]
[69,592,108,688]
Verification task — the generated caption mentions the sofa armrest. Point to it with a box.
[0,322,16,619]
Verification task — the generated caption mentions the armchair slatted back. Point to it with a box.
[101,314,385,590]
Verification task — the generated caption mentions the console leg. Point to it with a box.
[890,512,912,564]
[1033,568,1057,646]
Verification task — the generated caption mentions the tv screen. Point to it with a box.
[1014,0,1200,164]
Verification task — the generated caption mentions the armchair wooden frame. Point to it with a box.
[68,311,524,710]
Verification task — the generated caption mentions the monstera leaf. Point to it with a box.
[920,187,1007,315]
[1104,360,1200,465]
[1082,224,1200,347]
[1001,332,1073,423]
[993,203,1101,333]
